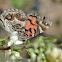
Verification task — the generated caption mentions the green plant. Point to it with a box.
[0,36,62,62]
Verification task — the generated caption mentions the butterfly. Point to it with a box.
[0,9,52,44]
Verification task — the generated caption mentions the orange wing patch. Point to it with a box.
[25,16,38,36]
[25,20,31,30]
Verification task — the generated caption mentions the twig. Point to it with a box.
[0,44,46,50]
[0,46,11,50]
[0,44,32,50]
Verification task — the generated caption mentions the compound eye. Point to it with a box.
[5,14,12,20]
[45,22,49,26]
[42,20,50,26]
[45,22,48,25]
[42,20,46,25]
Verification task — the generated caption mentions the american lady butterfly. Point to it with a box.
[0,9,52,45]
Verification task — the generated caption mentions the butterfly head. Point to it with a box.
[38,16,52,32]
[42,17,52,26]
